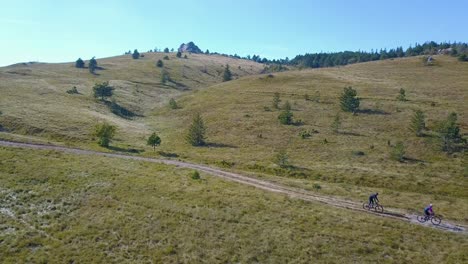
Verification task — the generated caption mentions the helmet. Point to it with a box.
[376,192,379,195]
[429,204,433,207]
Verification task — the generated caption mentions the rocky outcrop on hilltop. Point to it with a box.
[178,42,202,53]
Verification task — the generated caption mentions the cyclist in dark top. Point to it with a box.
[368,192,379,207]
[424,204,434,217]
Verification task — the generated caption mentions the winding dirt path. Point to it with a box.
[0,140,466,234]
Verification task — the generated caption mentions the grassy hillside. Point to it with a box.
[0,52,265,141]
[1,147,466,263]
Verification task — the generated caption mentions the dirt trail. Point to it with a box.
[0,140,466,234]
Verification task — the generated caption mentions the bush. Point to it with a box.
[169,98,178,109]
[66,86,79,94]
[397,88,407,101]
[390,141,405,162]
[410,110,425,136]
[191,170,201,180]
[331,113,341,133]
[164,48,169,53]
[161,69,169,84]
[274,150,289,168]
[458,54,468,62]
[272,92,281,109]
[313,184,322,190]
[299,130,312,139]
[132,49,140,59]
[163,56,169,60]
[147,132,161,151]
[156,60,163,67]
[352,150,365,156]
[93,122,116,147]
[437,112,465,153]
[184,54,188,59]
[278,108,293,125]
[176,51,182,58]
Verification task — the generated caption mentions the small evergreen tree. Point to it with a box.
[176,51,182,58]
[75,58,85,68]
[340,86,360,113]
[458,54,468,62]
[169,98,178,109]
[390,141,406,162]
[161,69,169,84]
[410,110,425,136]
[397,88,407,101]
[164,48,169,53]
[93,82,113,101]
[278,101,293,125]
[274,149,289,168]
[205,49,210,54]
[147,132,161,151]
[222,64,232,81]
[94,122,116,147]
[272,92,281,109]
[89,57,97,74]
[186,113,206,146]
[156,59,163,67]
[163,55,169,60]
[132,49,140,59]
[331,113,341,133]
[438,112,465,153]
[184,54,188,59]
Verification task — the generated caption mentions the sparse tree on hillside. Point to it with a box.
[272,92,281,109]
[410,110,425,136]
[340,86,360,113]
[93,81,113,101]
[132,49,140,59]
[164,48,169,53]
[161,69,169,84]
[397,88,407,101]
[156,59,163,67]
[278,101,293,125]
[438,112,465,153]
[331,113,341,133]
[222,64,232,82]
[205,49,210,54]
[170,48,174,52]
[458,54,468,62]
[186,113,206,146]
[176,51,182,58]
[75,58,85,68]
[94,122,116,147]
[89,57,97,74]
[147,132,161,151]
[184,54,188,59]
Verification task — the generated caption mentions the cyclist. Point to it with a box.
[368,192,379,207]
[424,204,434,218]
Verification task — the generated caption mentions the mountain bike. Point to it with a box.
[363,202,384,213]
[417,214,442,225]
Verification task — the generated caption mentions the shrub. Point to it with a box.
[156,60,163,67]
[147,132,161,151]
[66,86,79,94]
[169,98,178,109]
[352,150,365,156]
[397,88,407,101]
[299,130,312,139]
[278,105,293,125]
[191,170,200,180]
[184,55,188,59]
[340,86,360,113]
[93,122,116,147]
[186,113,206,146]
[176,51,182,58]
[161,69,169,84]
[313,184,322,190]
[272,92,281,109]
[437,112,465,153]
[331,113,341,133]
[274,150,289,168]
[75,58,85,68]
[163,56,169,60]
[458,54,468,62]
[93,82,113,101]
[164,48,169,53]
[390,141,405,162]
[409,110,425,136]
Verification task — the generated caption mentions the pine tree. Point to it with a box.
[340,87,360,113]
[391,141,406,162]
[410,110,425,136]
[186,113,206,146]
[89,57,97,74]
[331,113,341,133]
[147,132,161,151]
[156,59,163,67]
[94,122,116,147]
[397,88,407,101]
[132,49,140,59]
[278,101,293,125]
[164,48,169,53]
[168,98,178,109]
[438,112,465,153]
[176,51,182,58]
[75,58,85,68]
[93,82,113,101]
[274,149,289,168]
[222,64,232,81]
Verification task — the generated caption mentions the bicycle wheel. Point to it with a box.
[417,215,427,223]
[431,216,441,225]
[374,204,384,213]
[363,203,370,210]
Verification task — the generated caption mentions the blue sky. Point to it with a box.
[1,0,466,66]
